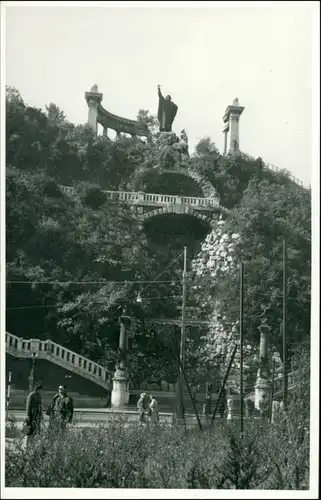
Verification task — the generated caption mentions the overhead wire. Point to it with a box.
[6,279,180,285]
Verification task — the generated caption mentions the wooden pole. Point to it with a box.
[6,371,12,420]
[180,246,187,369]
[211,343,238,425]
[240,262,244,436]
[176,246,187,420]
[283,239,288,408]
[269,358,276,423]
[173,340,203,432]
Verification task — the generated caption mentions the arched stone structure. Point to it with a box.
[136,164,220,203]
[85,84,148,139]
[138,205,214,227]
[158,166,219,200]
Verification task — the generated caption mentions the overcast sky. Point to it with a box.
[5,2,316,186]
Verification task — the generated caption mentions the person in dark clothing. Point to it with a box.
[137,393,150,425]
[47,385,74,433]
[25,382,43,447]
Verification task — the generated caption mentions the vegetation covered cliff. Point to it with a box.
[6,87,311,390]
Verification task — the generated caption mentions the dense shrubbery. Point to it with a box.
[5,410,309,489]
[6,349,310,489]
[5,349,310,490]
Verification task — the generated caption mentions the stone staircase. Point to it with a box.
[6,332,109,390]
[6,332,305,411]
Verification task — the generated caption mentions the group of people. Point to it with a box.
[137,393,159,426]
[25,382,74,446]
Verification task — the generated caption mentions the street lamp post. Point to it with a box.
[111,308,131,409]
[254,321,271,415]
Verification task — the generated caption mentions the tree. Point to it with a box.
[6,87,311,389]
[190,176,311,382]
[136,109,159,144]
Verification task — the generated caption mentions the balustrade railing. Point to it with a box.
[7,331,308,397]
[264,162,304,187]
[59,186,219,209]
[273,368,308,394]
[6,332,109,389]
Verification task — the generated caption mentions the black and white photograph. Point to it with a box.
[1,1,319,498]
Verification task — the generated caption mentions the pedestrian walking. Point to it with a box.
[148,395,159,425]
[47,385,74,434]
[24,382,43,448]
[137,392,149,425]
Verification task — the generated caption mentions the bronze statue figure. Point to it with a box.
[157,85,178,132]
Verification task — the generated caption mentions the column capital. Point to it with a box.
[85,91,103,106]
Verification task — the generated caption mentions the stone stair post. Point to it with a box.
[111,310,131,408]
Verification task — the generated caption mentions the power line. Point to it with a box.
[6,251,184,287]
[5,294,182,311]
[140,251,184,294]
[6,293,310,311]
[6,279,180,285]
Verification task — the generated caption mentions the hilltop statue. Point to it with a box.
[157,85,178,132]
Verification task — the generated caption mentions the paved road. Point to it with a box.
[7,408,174,430]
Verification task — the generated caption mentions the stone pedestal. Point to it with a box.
[111,366,129,409]
[271,400,282,423]
[254,376,270,411]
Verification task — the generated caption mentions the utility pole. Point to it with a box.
[269,358,276,423]
[6,371,12,420]
[283,239,288,408]
[211,343,238,425]
[176,246,187,421]
[239,261,244,436]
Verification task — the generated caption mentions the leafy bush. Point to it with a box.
[75,182,107,209]
[5,414,309,489]
[5,416,20,438]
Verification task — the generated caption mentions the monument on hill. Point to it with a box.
[222,97,245,156]
[157,85,178,132]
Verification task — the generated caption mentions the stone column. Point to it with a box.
[111,310,131,408]
[222,122,229,156]
[103,126,108,138]
[85,85,103,137]
[254,323,271,410]
[222,98,245,156]
[224,131,228,155]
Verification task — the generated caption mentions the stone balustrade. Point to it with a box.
[5,332,109,390]
[7,331,305,397]
[59,186,219,211]
[273,368,307,395]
